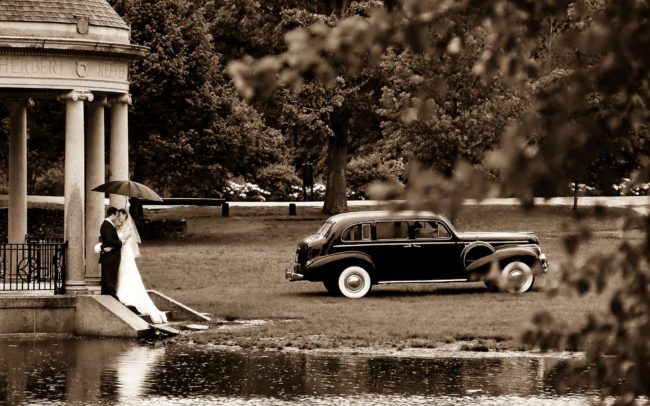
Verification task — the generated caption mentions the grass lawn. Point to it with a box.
[135,204,640,351]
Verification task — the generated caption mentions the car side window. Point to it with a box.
[437,222,451,239]
[375,221,409,240]
[341,223,371,242]
[413,221,438,239]
[413,221,451,240]
[362,223,371,240]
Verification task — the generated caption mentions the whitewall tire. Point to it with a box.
[501,261,534,293]
[338,266,372,299]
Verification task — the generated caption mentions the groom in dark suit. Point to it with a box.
[99,207,123,297]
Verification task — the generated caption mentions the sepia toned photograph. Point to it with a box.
[0,0,649,404]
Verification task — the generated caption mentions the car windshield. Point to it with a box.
[318,221,334,237]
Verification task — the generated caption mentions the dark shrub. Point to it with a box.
[0,208,64,240]
[136,218,187,240]
[346,154,405,199]
[0,208,184,241]
[254,163,301,201]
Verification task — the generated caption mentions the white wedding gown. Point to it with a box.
[115,224,167,324]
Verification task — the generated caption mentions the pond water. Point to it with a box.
[0,338,598,405]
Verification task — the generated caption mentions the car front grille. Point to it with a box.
[296,246,310,265]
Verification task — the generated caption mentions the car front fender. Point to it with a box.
[466,246,540,272]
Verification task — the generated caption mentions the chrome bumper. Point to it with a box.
[285,264,304,281]
[539,253,548,272]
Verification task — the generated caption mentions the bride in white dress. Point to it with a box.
[115,209,167,324]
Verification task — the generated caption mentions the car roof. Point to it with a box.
[327,210,448,227]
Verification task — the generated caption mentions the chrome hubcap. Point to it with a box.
[508,269,524,287]
[345,273,363,292]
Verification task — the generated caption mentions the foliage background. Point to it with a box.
[224,0,650,402]
[0,0,649,402]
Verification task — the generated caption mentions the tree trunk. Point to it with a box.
[322,131,348,215]
[332,0,350,16]
[131,152,143,183]
[573,181,578,211]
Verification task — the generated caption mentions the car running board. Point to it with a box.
[377,279,469,284]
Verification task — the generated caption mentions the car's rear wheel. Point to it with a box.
[501,261,534,293]
[338,266,372,299]
[323,278,342,295]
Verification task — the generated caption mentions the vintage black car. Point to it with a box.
[286,210,547,298]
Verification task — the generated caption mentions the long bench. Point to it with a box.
[138,198,225,207]
[132,197,228,216]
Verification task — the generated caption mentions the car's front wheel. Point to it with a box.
[338,266,372,299]
[501,261,534,293]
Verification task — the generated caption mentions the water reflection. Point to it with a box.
[0,339,595,405]
[115,346,165,400]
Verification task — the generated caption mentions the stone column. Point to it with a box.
[109,94,131,209]
[7,99,33,244]
[85,96,108,288]
[59,90,94,294]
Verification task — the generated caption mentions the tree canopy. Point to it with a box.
[3,0,644,205]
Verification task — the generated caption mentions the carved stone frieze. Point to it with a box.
[0,54,131,93]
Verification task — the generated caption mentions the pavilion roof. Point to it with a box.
[0,0,129,29]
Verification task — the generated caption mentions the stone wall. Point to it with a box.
[0,295,150,337]
[0,296,75,334]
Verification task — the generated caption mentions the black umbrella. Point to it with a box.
[92,180,163,201]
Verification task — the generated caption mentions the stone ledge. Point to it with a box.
[75,295,151,338]
[148,290,210,322]
[0,294,151,337]
[0,302,75,334]
[0,295,76,308]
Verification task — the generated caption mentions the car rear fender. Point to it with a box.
[306,251,375,276]
[466,246,539,272]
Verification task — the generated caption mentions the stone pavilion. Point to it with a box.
[0,0,145,293]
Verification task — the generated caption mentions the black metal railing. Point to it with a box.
[0,236,66,294]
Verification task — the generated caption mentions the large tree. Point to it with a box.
[376,14,525,176]
[111,0,285,196]
[225,1,385,213]
[226,0,525,212]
